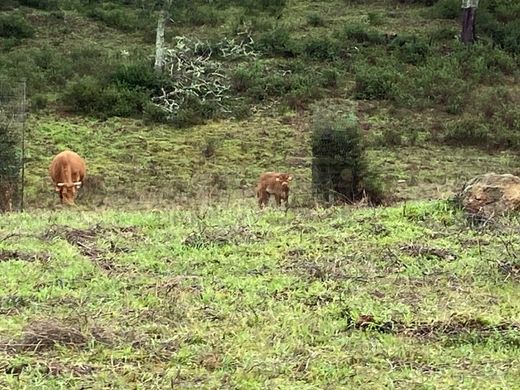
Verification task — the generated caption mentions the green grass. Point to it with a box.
[0,201,518,387]
[26,113,518,210]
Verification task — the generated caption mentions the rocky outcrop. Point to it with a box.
[457,173,520,216]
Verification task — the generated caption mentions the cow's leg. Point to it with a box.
[258,191,269,208]
[274,193,281,206]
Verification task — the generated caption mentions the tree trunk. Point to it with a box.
[461,6,477,44]
[154,8,167,74]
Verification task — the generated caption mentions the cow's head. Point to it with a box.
[55,181,82,205]
[275,173,293,189]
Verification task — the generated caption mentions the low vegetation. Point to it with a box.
[0,0,518,149]
[1,1,520,387]
[0,202,519,387]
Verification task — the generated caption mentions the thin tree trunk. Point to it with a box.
[154,8,167,74]
[461,6,477,44]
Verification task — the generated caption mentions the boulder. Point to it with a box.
[457,173,520,216]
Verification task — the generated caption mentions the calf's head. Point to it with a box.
[276,173,293,189]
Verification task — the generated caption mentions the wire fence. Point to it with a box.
[0,79,26,212]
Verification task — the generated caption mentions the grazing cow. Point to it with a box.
[49,150,86,205]
[256,172,293,208]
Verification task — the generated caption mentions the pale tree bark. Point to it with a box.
[461,0,479,44]
[154,0,172,74]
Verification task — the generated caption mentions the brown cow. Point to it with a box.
[49,150,86,205]
[256,172,293,208]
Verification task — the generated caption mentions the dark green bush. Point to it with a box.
[30,93,48,111]
[61,76,103,114]
[452,44,517,81]
[399,57,468,114]
[0,14,34,38]
[353,65,399,100]
[143,102,169,124]
[302,35,342,60]
[98,84,148,117]
[306,13,325,27]
[390,35,430,65]
[168,96,219,128]
[340,24,387,45]
[61,76,148,117]
[320,67,340,88]
[110,61,160,91]
[257,26,299,57]
[311,107,382,204]
[176,4,222,27]
[430,0,459,19]
[367,12,385,26]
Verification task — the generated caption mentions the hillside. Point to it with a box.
[1,0,519,208]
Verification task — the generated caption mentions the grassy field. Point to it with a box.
[2,0,520,388]
[0,202,519,388]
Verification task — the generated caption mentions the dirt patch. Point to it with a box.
[284,250,363,281]
[0,249,51,263]
[0,295,30,316]
[183,226,264,248]
[400,244,457,261]
[497,259,520,281]
[42,224,140,271]
[346,314,520,343]
[152,275,203,297]
[0,319,114,353]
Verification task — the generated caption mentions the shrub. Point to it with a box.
[143,102,169,124]
[390,35,430,65]
[311,107,382,204]
[443,117,493,148]
[400,57,468,114]
[353,65,399,100]
[367,12,385,26]
[61,76,103,114]
[320,67,340,88]
[61,76,148,118]
[0,14,34,39]
[31,93,48,111]
[231,60,324,107]
[257,25,299,57]
[97,84,148,117]
[110,60,160,91]
[306,13,325,27]
[430,0,459,19]
[176,4,222,27]
[340,24,387,45]
[452,44,517,81]
[302,35,342,60]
